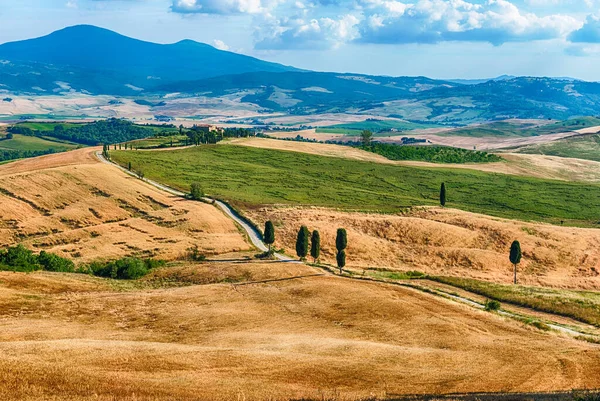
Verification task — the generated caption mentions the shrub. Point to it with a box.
[89,257,164,280]
[0,245,75,273]
[38,251,75,272]
[190,182,204,200]
[484,299,501,311]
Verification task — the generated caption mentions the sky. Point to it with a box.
[0,0,599,80]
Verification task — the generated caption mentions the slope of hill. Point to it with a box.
[0,25,297,91]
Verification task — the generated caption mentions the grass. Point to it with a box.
[517,133,600,162]
[365,269,426,281]
[17,122,82,131]
[112,144,600,226]
[129,135,189,149]
[317,120,441,136]
[432,276,600,326]
[364,143,502,163]
[442,117,600,138]
[0,134,79,152]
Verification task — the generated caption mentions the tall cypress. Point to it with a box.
[264,221,275,254]
[310,230,321,263]
[509,240,522,285]
[336,228,347,274]
[440,183,447,207]
[295,226,310,260]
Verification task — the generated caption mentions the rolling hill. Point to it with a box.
[0,25,298,92]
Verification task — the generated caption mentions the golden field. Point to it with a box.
[0,148,599,400]
[1,261,600,401]
[247,206,600,290]
[0,148,250,262]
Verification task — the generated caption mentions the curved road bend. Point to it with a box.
[95,151,296,262]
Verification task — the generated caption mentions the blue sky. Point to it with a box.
[0,0,599,80]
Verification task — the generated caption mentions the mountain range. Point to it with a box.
[1,25,599,122]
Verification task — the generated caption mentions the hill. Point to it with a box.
[0,25,297,93]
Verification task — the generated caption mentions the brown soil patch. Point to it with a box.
[0,148,250,263]
[247,206,600,290]
[0,263,599,400]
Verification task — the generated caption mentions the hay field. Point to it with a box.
[0,148,250,262]
[228,137,600,182]
[246,206,600,290]
[1,261,600,400]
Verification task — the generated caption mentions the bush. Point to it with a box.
[38,251,75,272]
[89,257,164,280]
[0,245,74,273]
[484,299,501,311]
[190,182,204,200]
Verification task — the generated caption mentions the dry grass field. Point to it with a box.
[227,137,600,182]
[246,206,600,290]
[1,261,600,400]
[2,148,600,400]
[0,148,250,262]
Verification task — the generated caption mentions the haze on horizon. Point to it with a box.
[1,0,600,81]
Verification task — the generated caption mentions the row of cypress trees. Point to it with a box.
[263,221,348,274]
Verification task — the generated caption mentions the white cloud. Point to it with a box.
[171,0,280,14]
[171,0,586,50]
[213,39,231,50]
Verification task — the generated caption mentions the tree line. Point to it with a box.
[264,221,348,274]
[8,119,156,146]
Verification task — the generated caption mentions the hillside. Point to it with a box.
[0,25,297,93]
[0,148,250,262]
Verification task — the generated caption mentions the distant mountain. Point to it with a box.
[446,75,517,85]
[153,71,456,113]
[1,25,600,123]
[0,25,298,86]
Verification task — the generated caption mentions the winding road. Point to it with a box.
[95,151,296,262]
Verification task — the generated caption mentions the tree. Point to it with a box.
[509,240,522,285]
[336,228,347,274]
[440,182,447,207]
[361,130,373,147]
[264,221,275,254]
[190,182,203,200]
[336,250,346,272]
[295,226,310,260]
[128,161,132,171]
[310,230,320,263]
[5,133,13,140]
[179,124,184,135]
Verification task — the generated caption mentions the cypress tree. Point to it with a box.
[128,161,132,171]
[509,240,522,285]
[336,250,346,272]
[336,228,347,274]
[440,183,447,207]
[295,226,310,260]
[310,230,320,263]
[264,221,275,254]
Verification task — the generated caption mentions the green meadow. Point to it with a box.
[112,144,600,227]
[0,134,79,152]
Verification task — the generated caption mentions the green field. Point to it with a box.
[129,135,189,149]
[516,133,600,162]
[0,134,79,152]
[316,120,441,136]
[432,276,600,327]
[442,117,600,138]
[17,122,82,131]
[112,145,600,226]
